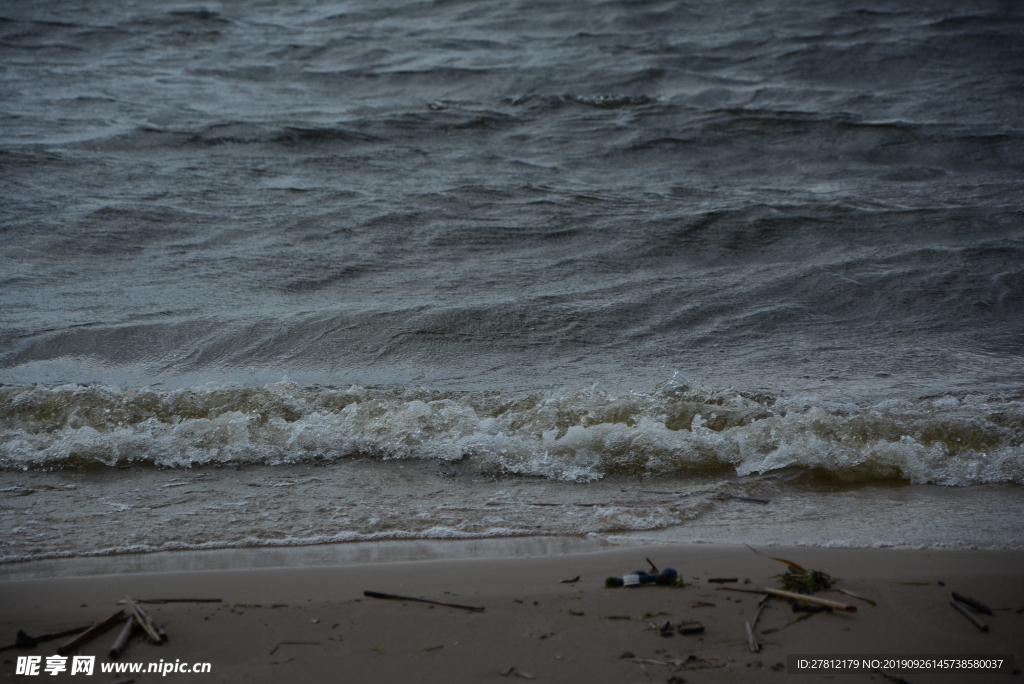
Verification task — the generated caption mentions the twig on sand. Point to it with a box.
[499,666,534,679]
[57,610,128,656]
[269,641,320,656]
[950,598,988,632]
[363,591,484,612]
[835,587,877,607]
[751,595,770,629]
[745,621,760,653]
[676,620,704,635]
[0,626,93,653]
[951,592,993,615]
[117,598,222,605]
[764,588,857,613]
[124,598,167,643]
[109,618,138,660]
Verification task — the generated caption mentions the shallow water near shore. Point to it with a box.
[3,459,1022,580]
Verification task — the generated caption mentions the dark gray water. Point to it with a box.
[2,0,1023,561]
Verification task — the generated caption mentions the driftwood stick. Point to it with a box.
[124,598,167,643]
[745,621,760,653]
[751,595,770,630]
[764,588,857,613]
[950,598,988,632]
[951,592,993,615]
[109,618,138,660]
[0,626,93,653]
[363,591,484,612]
[57,610,127,656]
[117,598,222,605]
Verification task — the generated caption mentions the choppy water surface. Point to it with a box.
[2,0,1023,563]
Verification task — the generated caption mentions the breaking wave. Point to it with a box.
[2,380,1021,485]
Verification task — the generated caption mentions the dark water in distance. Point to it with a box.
[2,0,1023,561]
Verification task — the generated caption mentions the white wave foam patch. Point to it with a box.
[1,381,1022,485]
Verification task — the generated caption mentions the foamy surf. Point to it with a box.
[2,380,1021,486]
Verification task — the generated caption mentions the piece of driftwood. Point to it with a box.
[951,592,993,615]
[117,598,222,605]
[763,588,857,613]
[124,598,167,643]
[676,620,704,635]
[109,618,138,660]
[57,610,127,656]
[950,598,988,632]
[0,625,93,653]
[559,576,580,584]
[363,591,484,612]
[708,578,738,583]
[269,641,320,656]
[751,595,770,629]
[835,587,877,607]
[745,621,760,653]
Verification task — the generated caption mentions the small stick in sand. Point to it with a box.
[751,595,770,630]
[708,578,739,583]
[950,598,988,631]
[269,641,320,656]
[745,621,760,653]
[951,592,993,615]
[363,591,484,612]
[117,598,222,605]
[57,610,127,656]
[676,620,704,635]
[124,598,167,643]
[109,617,138,660]
[0,626,93,653]
[718,586,768,595]
[763,588,857,613]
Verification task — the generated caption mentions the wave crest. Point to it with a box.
[1,381,1021,485]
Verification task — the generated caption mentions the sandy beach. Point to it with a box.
[2,543,1021,683]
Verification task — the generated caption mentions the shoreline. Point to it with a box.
[6,528,1024,583]
[2,544,1021,682]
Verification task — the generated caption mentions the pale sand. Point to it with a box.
[2,544,1022,683]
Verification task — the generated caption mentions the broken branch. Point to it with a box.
[950,598,988,632]
[108,618,138,660]
[124,598,167,643]
[763,588,857,613]
[951,592,993,615]
[57,610,127,656]
[363,591,484,612]
[745,621,760,653]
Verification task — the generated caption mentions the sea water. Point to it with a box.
[2,0,1023,570]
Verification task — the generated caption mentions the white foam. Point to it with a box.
[1,381,1022,485]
